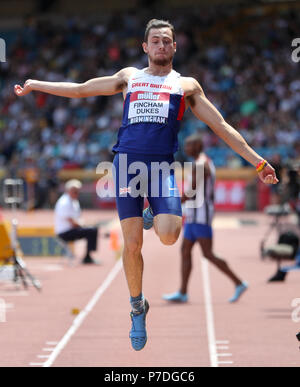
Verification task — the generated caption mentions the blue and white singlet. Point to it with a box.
[112,68,185,155]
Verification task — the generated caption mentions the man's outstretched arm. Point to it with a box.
[14,67,135,98]
[184,78,279,185]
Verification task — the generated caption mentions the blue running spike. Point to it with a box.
[143,206,154,230]
[228,282,248,303]
[162,291,188,303]
[129,299,150,351]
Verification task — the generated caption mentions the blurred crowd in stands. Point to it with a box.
[0,4,299,197]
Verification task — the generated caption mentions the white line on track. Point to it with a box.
[200,257,234,367]
[217,353,232,357]
[0,291,28,297]
[42,258,123,367]
[200,257,218,367]
[218,361,234,365]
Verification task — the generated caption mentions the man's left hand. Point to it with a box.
[258,163,279,184]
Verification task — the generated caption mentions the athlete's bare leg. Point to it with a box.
[153,214,182,245]
[121,217,144,297]
[180,238,195,294]
[197,237,242,286]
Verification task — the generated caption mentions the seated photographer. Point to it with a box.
[268,230,300,282]
[269,249,300,282]
[54,179,100,265]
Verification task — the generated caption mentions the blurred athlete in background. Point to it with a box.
[163,134,248,304]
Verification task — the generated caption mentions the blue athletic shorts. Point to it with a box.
[184,223,213,241]
[113,153,182,221]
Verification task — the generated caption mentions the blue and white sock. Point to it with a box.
[130,293,145,315]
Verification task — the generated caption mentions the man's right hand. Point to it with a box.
[14,79,34,96]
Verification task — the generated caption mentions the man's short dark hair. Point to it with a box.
[144,19,175,43]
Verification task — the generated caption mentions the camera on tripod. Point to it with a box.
[0,179,41,291]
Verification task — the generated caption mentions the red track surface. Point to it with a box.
[0,210,299,367]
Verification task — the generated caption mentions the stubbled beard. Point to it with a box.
[149,53,174,67]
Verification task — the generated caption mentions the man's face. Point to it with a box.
[184,141,202,157]
[143,27,176,66]
[69,188,80,199]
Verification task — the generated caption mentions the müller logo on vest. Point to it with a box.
[137,92,160,100]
